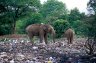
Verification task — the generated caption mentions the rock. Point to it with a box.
[10,59,14,63]
[47,60,53,63]
[32,46,38,50]
[15,53,25,61]
[0,52,7,58]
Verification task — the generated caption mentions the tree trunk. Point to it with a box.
[11,17,16,34]
[13,22,16,34]
[11,8,19,34]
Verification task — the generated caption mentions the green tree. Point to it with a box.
[87,0,96,13]
[67,8,86,35]
[87,0,96,41]
[53,19,70,38]
[68,8,84,23]
[41,0,68,24]
[0,0,41,35]
[0,11,13,35]
[83,0,96,55]
[72,20,86,35]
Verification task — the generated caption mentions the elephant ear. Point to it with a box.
[42,25,48,32]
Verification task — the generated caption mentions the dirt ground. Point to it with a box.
[0,34,96,63]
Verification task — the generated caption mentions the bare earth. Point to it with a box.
[0,34,95,63]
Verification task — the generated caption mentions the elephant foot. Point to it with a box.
[29,41,35,46]
[69,44,72,47]
[68,41,72,44]
[40,42,46,45]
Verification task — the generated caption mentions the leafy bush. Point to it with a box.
[0,14,13,35]
[53,19,70,38]
[72,20,86,35]
[0,24,12,35]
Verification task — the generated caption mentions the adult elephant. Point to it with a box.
[64,28,75,44]
[26,24,55,44]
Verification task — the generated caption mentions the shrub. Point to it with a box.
[53,19,70,38]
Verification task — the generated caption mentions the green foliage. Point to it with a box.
[72,20,86,35]
[0,0,41,35]
[16,13,42,34]
[41,0,67,17]
[88,0,96,13]
[0,24,12,35]
[40,0,68,24]
[0,0,88,38]
[68,8,84,23]
[67,8,86,36]
[0,12,13,35]
[53,19,70,38]
[87,0,96,41]
[84,15,96,38]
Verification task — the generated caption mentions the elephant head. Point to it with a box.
[26,24,55,44]
[42,24,55,43]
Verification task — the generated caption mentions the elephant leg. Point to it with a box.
[28,34,34,44]
[39,29,45,43]
[67,37,70,44]
[69,37,71,44]
[52,32,55,43]
[70,36,73,44]
[44,33,48,44]
[39,34,44,43]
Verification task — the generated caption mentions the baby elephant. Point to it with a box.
[26,24,55,44]
[64,28,75,44]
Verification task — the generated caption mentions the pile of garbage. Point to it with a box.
[0,38,95,63]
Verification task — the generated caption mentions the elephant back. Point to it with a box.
[26,24,41,33]
[65,28,74,37]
